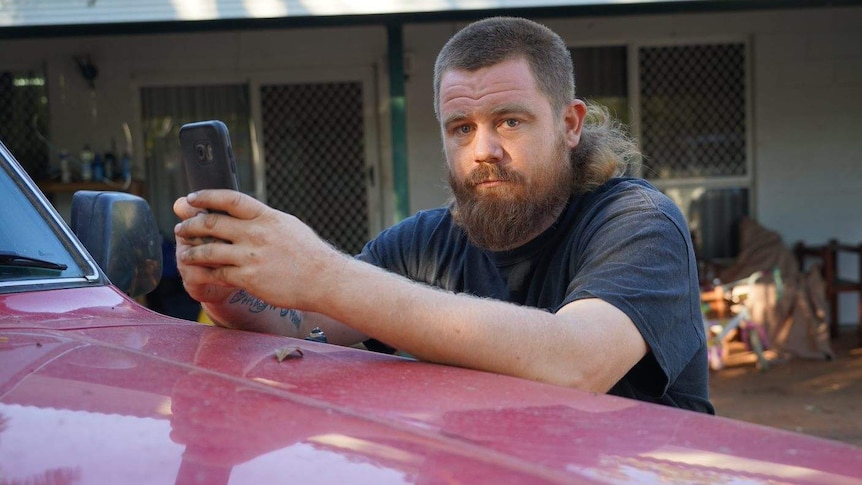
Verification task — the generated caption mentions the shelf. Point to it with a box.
[37,180,145,197]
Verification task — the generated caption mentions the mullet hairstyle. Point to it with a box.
[434,16,641,192]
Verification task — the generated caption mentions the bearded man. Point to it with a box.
[174,17,714,413]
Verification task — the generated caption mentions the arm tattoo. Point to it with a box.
[229,289,303,331]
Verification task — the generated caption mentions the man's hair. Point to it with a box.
[434,17,640,191]
[574,103,642,193]
[433,16,573,119]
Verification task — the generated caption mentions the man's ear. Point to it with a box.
[564,99,588,148]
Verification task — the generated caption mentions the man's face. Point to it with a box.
[438,57,583,251]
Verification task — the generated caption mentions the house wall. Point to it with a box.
[402,6,862,323]
[401,7,862,238]
[0,25,390,221]
[1,5,860,322]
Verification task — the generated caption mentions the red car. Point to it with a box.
[2,140,861,484]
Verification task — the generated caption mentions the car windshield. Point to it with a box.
[0,146,91,288]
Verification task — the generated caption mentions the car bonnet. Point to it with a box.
[2,291,862,484]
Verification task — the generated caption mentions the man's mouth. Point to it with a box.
[465,164,522,189]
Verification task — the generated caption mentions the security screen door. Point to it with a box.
[258,81,376,256]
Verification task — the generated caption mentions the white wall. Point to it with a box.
[751,9,862,323]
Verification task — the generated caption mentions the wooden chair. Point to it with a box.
[793,239,862,342]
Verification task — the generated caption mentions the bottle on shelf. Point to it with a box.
[80,145,94,182]
[103,150,116,181]
[92,153,104,182]
[59,150,71,183]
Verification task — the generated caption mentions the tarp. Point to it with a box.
[718,217,834,360]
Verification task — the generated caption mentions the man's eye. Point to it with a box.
[456,125,472,135]
[504,119,520,128]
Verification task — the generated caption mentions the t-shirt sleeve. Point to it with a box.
[560,188,704,398]
[355,208,456,286]
[355,215,416,273]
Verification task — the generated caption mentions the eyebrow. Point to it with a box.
[490,103,534,118]
[442,103,535,128]
[442,111,468,128]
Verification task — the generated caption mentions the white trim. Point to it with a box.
[744,34,756,218]
[628,42,642,178]
[648,176,751,189]
[248,80,266,203]
[0,0,700,28]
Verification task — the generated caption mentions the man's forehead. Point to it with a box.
[438,58,541,113]
[439,57,535,88]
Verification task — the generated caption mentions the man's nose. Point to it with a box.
[472,126,504,164]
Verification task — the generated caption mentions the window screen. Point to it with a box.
[0,70,50,180]
[260,82,369,255]
[638,43,747,179]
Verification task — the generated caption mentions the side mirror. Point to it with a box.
[71,191,162,298]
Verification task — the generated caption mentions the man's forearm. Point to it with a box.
[309,256,646,392]
[204,289,368,346]
[319,258,571,384]
[202,289,303,336]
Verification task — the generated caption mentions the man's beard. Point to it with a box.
[448,136,574,251]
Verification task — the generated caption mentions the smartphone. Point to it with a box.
[179,120,240,193]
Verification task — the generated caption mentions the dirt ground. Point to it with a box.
[709,327,862,448]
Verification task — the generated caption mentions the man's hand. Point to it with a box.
[173,196,236,307]
[173,190,343,313]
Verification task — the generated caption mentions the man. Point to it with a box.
[174,17,714,413]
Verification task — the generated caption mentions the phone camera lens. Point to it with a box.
[195,143,208,162]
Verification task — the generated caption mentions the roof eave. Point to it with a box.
[0,0,860,40]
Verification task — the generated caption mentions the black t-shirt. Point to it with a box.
[358,177,714,414]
